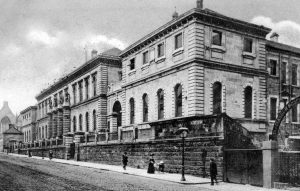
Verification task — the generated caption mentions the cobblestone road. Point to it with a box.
[0,154,213,191]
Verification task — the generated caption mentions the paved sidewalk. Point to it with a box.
[7,153,289,191]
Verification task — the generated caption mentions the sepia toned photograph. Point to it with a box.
[0,0,300,190]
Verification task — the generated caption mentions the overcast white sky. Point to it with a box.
[1,0,300,114]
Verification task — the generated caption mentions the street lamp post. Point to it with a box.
[177,127,188,181]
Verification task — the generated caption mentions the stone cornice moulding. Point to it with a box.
[122,58,268,89]
[121,8,271,58]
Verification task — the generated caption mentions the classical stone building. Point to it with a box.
[19,0,300,185]
[115,1,270,144]
[0,101,16,151]
[34,48,121,146]
[266,34,300,149]
[20,106,37,144]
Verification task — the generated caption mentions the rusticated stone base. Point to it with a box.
[79,137,223,178]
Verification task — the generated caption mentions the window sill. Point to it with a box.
[242,51,256,59]
[173,47,184,56]
[269,74,279,78]
[156,56,166,64]
[128,69,136,76]
[211,45,226,53]
[141,63,150,71]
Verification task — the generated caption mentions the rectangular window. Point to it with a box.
[270,60,277,76]
[85,77,89,100]
[270,98,277,120]
[292,104,298,122]
[118,71,122,81]
[212,30,222,46]
[149,48,155,62]
[157,43,165,58]
[92,74,97,96]
[292,64,298,86]
[78,81,83,102]
[281,62,287,84]
[143,51,149,64]
[175,33,183,50]
[243,38,253,53]
[130,58,135,70]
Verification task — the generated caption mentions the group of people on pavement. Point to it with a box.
[122,152,218,185]
[122,152,165,174]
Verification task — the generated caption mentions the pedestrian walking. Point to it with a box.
[158,161,165,173]
[49,150,53,160]
[209,158,218,185]
[147,153,155,174]
[122,152,128,170]
[28,149,32,157]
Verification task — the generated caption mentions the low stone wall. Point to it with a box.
[78,137,223,177]
[16,137,223,178]
[19,146,66,159]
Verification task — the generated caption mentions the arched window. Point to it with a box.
[157,89,164,119]
[175,84,182,117]
[93,110,97,131]
[73,116,77,132]
[113,101,122,127]
[213,82,222,114]
[244,86,253,118]
[79,114,82,131]
[29,130,31,142]
[143,94,149,122]
[85,112,89,132]
[129,98,135,124]
[24,131,27,142]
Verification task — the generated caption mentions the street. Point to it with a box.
[0,154,212,191]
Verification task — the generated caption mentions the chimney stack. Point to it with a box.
[270,32,279,42]
[196,0,203,9]
[91,49,98,58]
[172,11,179,19]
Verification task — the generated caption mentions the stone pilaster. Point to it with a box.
[52,110,58,138]
[64,133,74,160]
[47,113,53,139]
[97,65,108,133]
[57,108,63,138]
[63,106,71,135]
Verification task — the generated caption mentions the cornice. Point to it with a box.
[20,106,37,114]
[121,8,271,58]
[70,95,100,110]
[36,54,121,101]
[266,40,300,58]
[122,58,267,89]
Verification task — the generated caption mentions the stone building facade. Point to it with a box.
[33,49,121,146]
[117,5,270,144]
[266,37,300,148]
[20,106,37,144]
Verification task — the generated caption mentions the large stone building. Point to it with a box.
[113,1,270,144]
[15,0,300,185]
[20,106,37,144]
[0,101,16,151]
[33,48,121,147]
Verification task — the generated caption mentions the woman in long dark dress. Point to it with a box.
[147,154,155,174]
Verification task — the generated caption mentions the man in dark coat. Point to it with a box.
[122,152,128,170]
[209,158,218,185]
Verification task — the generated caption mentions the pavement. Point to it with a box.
[6,153,294,191]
